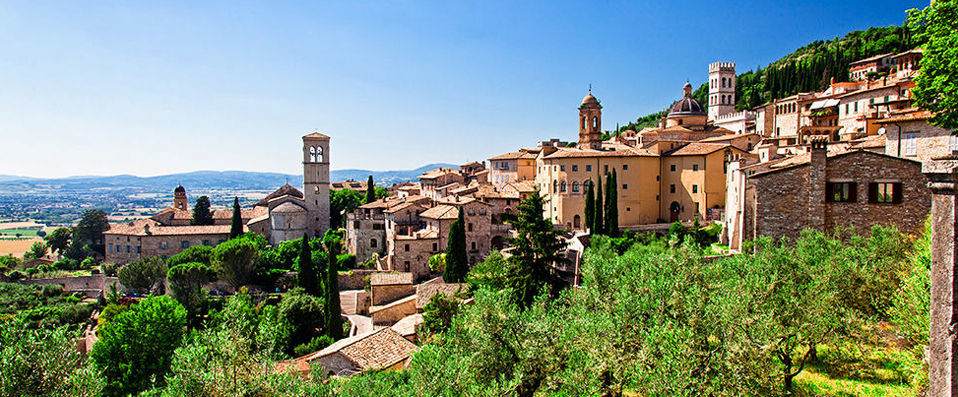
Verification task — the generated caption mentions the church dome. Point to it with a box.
[580,92,601,108]
[272,201,307,214]
[174,185,186,194]
[668,83,705,117]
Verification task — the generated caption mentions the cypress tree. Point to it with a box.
[229,197,242,239]
[607,170,619,237]
[324,233,344,339]
[604,172,613,235]
[365,175,376,204]
[584,179,595,232]
[594,175,603,235]
[298,233,319,296]
[443,208,468,283]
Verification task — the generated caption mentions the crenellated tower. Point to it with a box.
[302,132,331,237]
[708,62,736,121]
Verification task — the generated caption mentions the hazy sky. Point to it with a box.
[0,1,926,178]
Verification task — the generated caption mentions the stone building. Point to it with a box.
[345,195,431,263]
[291,328,418,377]
[724,142,930,251]
[708,62,736,122]
[488,149,538,189]
[104,133,332,264]
[535,86,746,230]
[849,53,895,81]
[880,110,957,161]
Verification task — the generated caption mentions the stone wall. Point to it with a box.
[105,232,230,265]
[337,269,381,291]
[20,274,122,295]
[885,119,955,162]
[370,295,417,325]
[371,283,416,306]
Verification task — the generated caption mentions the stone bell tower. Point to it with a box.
[302,132,331,237]
[578,88,603,150]
[173,185,187,211]
[708,61,736,121]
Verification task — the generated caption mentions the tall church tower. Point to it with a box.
[302,132,331,237]
[173,185,187,211]
[578,89,603,150]
[708,62,736,121]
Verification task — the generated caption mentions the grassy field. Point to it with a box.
[0,237,41,257]
[0,229,41,237]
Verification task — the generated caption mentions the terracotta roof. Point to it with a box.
[419,168,460,180]
[580,92,601,108]
[416,278,466,309]
[419,205,458,220]
[665,142,736,156]
[875,110,933,124]
[383,201,427,215]
[849,134,886,149]
[743,149,919,177]
[256,184,304,206]
[542,145,656,159]
[505,180,537,193]
[850,53,893,66]
[698,133,758,143]
[370,272,414,286]
[436,196,487,206]
[212,207,267,219]
[106,219,239,236]
[303,132,330,139]
[390,314,423,338]
[303,328,418,371]
[272,202,307,214]
[489,151,537,160]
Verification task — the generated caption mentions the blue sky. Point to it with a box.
[0,0,926,178]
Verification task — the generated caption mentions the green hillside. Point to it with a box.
[619,24,920,133]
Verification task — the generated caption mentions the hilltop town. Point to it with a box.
[1,2,957,395]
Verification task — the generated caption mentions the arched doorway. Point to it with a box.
[573,214,581,229]
[491,236,506,250]
[670,201,681,222]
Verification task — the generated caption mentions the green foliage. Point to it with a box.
[91,295,187,397]
[24,240,48,261]
[365,175,376,204]
[428,253,446,273]
[443,208,468,283]
[0,282,94,328]
[467,249,509,291]
[168,262,216,327]
[74,209,109,251]
[167,245,214,267]
[594,176,603,234]
[229,197,243,239]
[293,334,334,357]
[330,188,363,229]
[190,196,214,226]
[298,233,319,295]
[337,253,357,269]
[212,236,259,289]
[117,256,168,295]
[584,178,595,232]
[0,318,103,396]
[908,0,958,129]
[420,293,460,338]
[604,170,619,236]
[504,189,567,308]
[100,262,120,277]
[277,288,326,355]
[44,227,72,256]
[323,233,344,340]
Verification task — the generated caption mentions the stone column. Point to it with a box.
[924,158,958,397]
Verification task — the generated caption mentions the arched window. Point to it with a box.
[722,77,726,88]
[580,116,585,130]
[553,180,558,193]
[316,146,324,162]
[573,214,581,228]
[592,117,598,129]
[309,146,316,162]
[572,181,580,192]
[560,181,567,192]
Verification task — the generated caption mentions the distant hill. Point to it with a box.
[0,163,457,193]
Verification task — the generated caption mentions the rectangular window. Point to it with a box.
[353,221,360,228]
[586,165,592,172]
[108,243,113,253]
[560,165,566,171]
[604,165,609,173]
[180,241,190,249]
[135,246,141,254]
[471,242,477,251]
[695,202,700,213]
[622,164,628,170]
[622,184,628,190]
[845,103,849,114]
[826,182,857,202]
[692,185,698,193]
[572,165,578,172]
[903,132,917,156]
[670,164,676,172]
[854,102,858,112]
[693,164,699,171]
[951,133,958,154]
[126,245,131,253]
[432,243,438,251]
[404,244,410,252]
[468,223,473,232]
[202,239,211,246]
[869,182,902,204]
[670,184,676,193]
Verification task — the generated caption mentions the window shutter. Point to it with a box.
[848,182,858,202]
[868,183,878,204]
[893,182,903,204]
[825,182,834,202]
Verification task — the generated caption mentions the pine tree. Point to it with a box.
[298,233,319,296]
[604,172,614,236]
[324,233,344,339]
[584,179,595,232]
[594,176,603,235]
[607,170,619,237]
[229,197,242,239]
[443,208,468,283]
[505,189,567,308]
[190,196,214,226]
[365,175,376,204]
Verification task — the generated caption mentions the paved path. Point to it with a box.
[345,314,373,337]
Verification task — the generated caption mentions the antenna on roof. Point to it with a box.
[588,83,592,93]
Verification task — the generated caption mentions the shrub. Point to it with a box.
[294,335,334,357]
